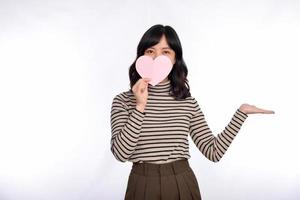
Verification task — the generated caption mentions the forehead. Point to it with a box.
[148,36,172,50]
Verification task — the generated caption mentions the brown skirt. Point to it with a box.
[124,158,202,200]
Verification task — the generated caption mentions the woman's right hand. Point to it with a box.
[132,78,151,112]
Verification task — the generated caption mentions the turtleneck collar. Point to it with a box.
[148,79,171,93]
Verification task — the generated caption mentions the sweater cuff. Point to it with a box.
[237,108,248,120]
[134,107,146,117]
[134,107,146,116]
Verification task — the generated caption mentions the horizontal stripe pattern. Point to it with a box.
[110,80,248,164]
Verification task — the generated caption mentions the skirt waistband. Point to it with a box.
[131,159,191,177]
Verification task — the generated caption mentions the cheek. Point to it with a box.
[144,53,155,59]
[171,56,176,65]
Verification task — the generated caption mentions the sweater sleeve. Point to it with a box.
[110,94,146,162]
[189,97,248,162]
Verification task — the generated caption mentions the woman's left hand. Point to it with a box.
[239,103,275,115]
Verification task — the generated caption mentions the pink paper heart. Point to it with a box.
[135,55,173,86]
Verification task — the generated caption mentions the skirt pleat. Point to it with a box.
[124,159,202,200]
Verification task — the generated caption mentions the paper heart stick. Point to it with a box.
[135,55,173,86]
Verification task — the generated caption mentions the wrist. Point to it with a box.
[136,104,145,112]
[238,108,248,115]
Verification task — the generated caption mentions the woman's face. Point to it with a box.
[144,34,176,65]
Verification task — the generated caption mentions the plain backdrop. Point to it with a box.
[0,0,299,199]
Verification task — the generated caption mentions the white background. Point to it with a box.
[0,0,299,199]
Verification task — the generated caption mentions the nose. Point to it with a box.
[153,51,163,59]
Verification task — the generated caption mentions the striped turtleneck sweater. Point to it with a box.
[110,79,248,164]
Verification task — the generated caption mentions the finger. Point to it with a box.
[133,79,144,90]
[262,110,275,114]
[257,108,275,114]
[138,81,147,92]
[143,77,152,82]
[133,78,150,93]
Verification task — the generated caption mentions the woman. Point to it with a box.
[110,24,274,200]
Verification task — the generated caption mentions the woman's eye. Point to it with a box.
[163,51,170,54]
[146,50,153,54]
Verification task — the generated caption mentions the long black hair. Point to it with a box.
[128,24,191,100]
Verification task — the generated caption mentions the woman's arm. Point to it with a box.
[189,98,248,162]
[110,94,145,162]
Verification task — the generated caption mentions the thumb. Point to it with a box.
[143,77,152,82]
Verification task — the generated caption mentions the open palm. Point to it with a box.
[239,103,275,115]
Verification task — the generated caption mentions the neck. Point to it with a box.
[148,79,171,93]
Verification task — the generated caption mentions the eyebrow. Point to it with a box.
[148,47,172,50]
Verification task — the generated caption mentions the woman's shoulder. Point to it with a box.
[184,95,202,115]
[184,95,198,104]
[112,89,134,104]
